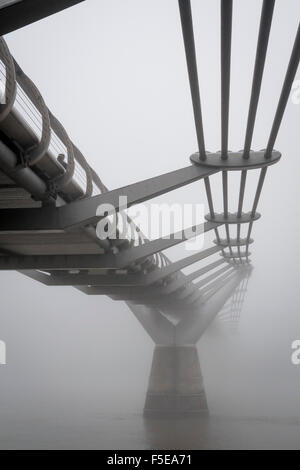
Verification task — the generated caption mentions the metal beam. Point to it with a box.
[243,0,275,157]
[1,254,119,270]
[58,164,218,229]
[13,245,226,287]
[0,222,221,272]
[220,0,232,159]
[20,273,169,299]
[74,245,225,288]
[139,245,224,286]
[188,269,237,305]
[0,0,85,36]
[265,21,300,157]
[199,270,239,299]
[194,265,232,288]
[161,259,226,295]
[178,0,206,160]
[0,164,217,231]
[74,285,198,306]
[175,270,245,344]
[115,220,222,267]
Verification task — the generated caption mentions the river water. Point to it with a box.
[0,410,300,449]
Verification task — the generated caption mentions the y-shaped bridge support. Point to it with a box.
[127,268,247,415]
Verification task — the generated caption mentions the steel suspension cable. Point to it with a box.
[245,166,267,257]
[178,0,206,160]
[221,0,232,160]
[241,0,275,260]
[246,19,299,257]
[243,0,275,158]
[265,21,300,157]
[220,0,233,259]
[178,0,223,253]
[236,169,247,260]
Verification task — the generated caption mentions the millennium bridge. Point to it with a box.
[0,0,298,414]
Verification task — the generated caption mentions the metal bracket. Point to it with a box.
[190,149,281,170]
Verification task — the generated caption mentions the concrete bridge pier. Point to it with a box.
[144,344,207,415]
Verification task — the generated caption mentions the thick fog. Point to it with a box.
[0,0,300,448]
